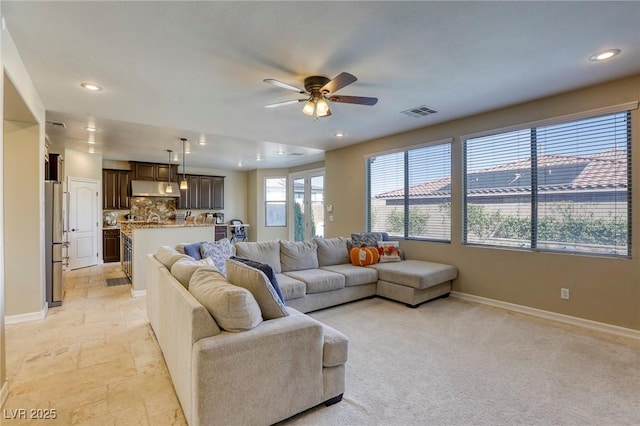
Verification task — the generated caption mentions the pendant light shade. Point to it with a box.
[165,150,173,193]
[180,138,188,190]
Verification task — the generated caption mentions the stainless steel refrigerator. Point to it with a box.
[45,181,67,307]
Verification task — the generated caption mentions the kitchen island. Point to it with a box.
[120,221,226,297]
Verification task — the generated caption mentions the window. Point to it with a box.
[265,177,286,227]
[463,110,631,257]
[367,141,452,241]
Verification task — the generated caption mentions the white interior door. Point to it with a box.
[68,178,99,270]
[290,169,325,241]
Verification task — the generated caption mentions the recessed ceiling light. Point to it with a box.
[255,155,262,162]
[237,161,243,167]
[80,82,103,91]
[589,49,621,61]
[276,149,285,155]
[88,147,95,154]
[334,132,345,138]
[198,140,206,146]
[87,139,95,144]
[85,126,97,132]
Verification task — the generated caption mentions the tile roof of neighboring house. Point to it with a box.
[376,151,627,199]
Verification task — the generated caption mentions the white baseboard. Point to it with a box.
[0,380,8,408]
[5,303,48,325]
[450,291,640,341]
[131,288,146,298]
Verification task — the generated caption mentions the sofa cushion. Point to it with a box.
[155,246,190,269]
[200,239,234,275]
[280,240,319,272]
[320,264,378,287]
[275,273,306,300]
[368,259,458,289]
[321,324,349,367]
[234,240,282,273]
[377,241,401,263]
[226,258,288,320]
[314,237,350,267]
[283,269,345,294]
[184,241,205,260]
[231,256,285,304]
[189,267,263,332]
[170,257,215,288]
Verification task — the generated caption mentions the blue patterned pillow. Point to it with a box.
[200,239,233,275]
[351,232,389,248]
[231,256,285,304]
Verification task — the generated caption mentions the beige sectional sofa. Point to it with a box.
[145,236,457,425]
[235,237,458,311]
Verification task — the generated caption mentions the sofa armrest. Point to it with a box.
[191,314,325,426]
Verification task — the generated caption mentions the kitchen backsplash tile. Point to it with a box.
[131,197,176,221]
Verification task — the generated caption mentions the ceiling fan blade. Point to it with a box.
[329,95,378,106]
[320,72,357,95]
[264,99,306,108]
[263,79,306,94]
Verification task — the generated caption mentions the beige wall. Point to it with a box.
[3,121,41,316]
[64,148,102,183]
[325,75,640,330]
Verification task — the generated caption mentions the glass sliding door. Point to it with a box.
[290,169,325,241]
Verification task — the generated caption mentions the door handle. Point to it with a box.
[71,228,78,232]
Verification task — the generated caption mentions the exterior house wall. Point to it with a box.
[325,74,640,331]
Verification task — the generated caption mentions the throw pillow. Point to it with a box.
[226,258,288,320]
[378,241,402,263]
[189,267,263,332]
[155,246,190,269]
[351,232,388,248]
[314,237,350,266]
[230,256,285,304]
[183,241,205,260]
[170,257,215,288]
[200,239,234,275]
[279,240,319,272]
[234,240,282,273]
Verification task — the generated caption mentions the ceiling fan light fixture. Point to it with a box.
[302,99,316,116]
[316,97,331,116]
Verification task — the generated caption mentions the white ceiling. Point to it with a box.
[3,1,639,170]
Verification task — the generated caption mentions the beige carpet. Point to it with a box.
[282,297,640,426]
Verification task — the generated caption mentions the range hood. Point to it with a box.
[131,180,180,197]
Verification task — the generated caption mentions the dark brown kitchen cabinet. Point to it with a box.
[130,161,178,181]
[103,169,131,210]
[212,177,224,209]
[103,229,121,263]
[214,225,227,241]
[178,175,225,209]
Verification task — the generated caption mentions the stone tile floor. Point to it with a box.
[2,263,187,425]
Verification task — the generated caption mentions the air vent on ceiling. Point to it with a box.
[400,105,438,118]
[46,120,66,128]
[289,152,304,156]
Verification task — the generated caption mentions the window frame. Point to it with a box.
[462,102,635,258]
[264,176,287,227]
[366,138,453,242]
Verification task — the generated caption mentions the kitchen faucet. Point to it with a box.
[147,213,160,223]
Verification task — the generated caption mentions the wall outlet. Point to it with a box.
[560,288,570,300]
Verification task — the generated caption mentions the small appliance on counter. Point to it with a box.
[104,211,118,227]
[213,212,224,224]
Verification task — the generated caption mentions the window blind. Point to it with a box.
[368,141,452,242]
[464,111,631,257]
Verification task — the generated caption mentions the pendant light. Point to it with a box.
[179,138,188,190]
[165,150,173,193]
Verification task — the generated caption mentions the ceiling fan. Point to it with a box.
[264,72,378,119]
